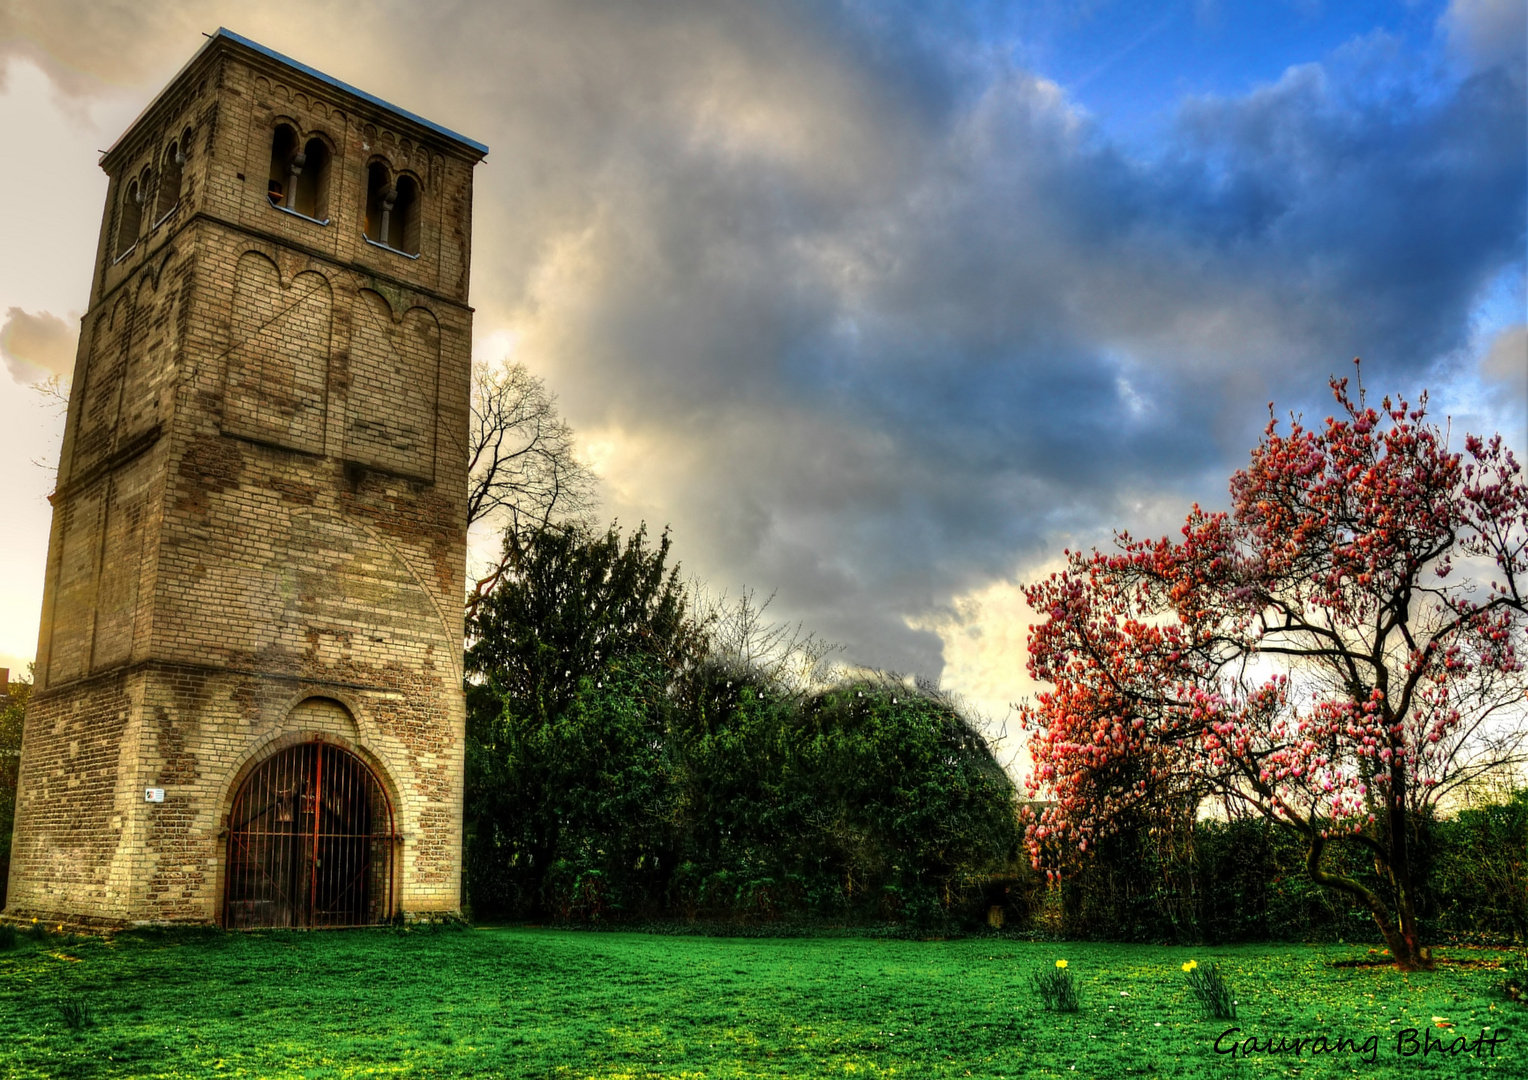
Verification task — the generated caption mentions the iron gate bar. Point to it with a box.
[310,741,322,920]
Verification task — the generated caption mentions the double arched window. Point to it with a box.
[268,123,333,223]
[113,127,192,261]
[362,161,421,257]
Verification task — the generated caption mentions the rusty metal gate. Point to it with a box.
[224,740,396,928]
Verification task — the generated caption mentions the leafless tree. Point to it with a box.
[27,375,70,479]
[465,360,597,616]
[692,585,841,696]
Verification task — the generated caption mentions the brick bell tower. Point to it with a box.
[4,30,486,927]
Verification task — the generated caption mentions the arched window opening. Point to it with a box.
[224,739,396,929]
[267,123,299,207]
[363,161,391,243]
[155,139,184,222]
[116,178,143,259]
[392,174,421,255]
[292,137,331,220]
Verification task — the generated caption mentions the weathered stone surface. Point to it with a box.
[4,33,483,926]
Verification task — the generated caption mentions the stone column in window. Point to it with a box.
[286,151,306,212]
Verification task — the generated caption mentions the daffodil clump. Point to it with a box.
[1032,958,1081,1013]
[1182,959,1236,1020]
[57,995,96,1031]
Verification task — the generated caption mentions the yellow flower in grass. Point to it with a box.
[1056,959,1068,969]
[1182,960,1198,972]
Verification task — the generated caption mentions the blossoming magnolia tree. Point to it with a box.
[1020,371,1527,970]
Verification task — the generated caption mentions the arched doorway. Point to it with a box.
[223,739,396,928]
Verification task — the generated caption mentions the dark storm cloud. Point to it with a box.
[6,1,1524,679]
[511,14,1523,674]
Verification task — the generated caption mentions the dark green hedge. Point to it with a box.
[1049,794,1528,945]
[465,668,1023,928]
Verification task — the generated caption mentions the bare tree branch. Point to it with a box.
[463,359,598,618]
[691,584,841,697]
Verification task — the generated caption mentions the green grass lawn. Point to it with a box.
[0,925,1520,1079]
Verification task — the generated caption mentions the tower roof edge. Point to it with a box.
[100,27,490,169]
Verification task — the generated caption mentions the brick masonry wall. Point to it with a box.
[6,38,482,926]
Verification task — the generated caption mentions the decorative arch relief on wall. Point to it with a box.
[72,294,135,473]
[252,76,345,127]
[77,252,178,473]
[344,289,440,482]
[118,269,171,446]
[222,251,332,454]
[281,506,453,672]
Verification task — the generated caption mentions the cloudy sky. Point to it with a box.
[1,0,1523,758]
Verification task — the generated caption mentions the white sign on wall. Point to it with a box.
[144,788,165,803]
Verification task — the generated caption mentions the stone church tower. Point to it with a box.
[4,30,486,927]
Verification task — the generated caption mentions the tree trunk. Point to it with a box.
[1305,834,1432,971]
[1387,866,1431,970]
[1382,765,1433,970]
